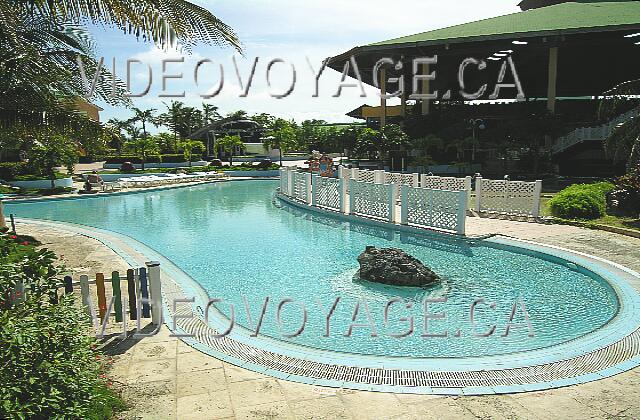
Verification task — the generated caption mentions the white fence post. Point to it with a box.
[400,185,409,225]
[352,168,360,181]
[349,179,356,215]
[389,183,397,223]
[146,261,162,325]
[339,177,348,214]
[80,274,91,316]
[474,176,483,212]
[412,173,420,187]
[532,180,543,218]
[464,176,472,209]
[305,172,312,204]
[287,170,294,196]
[311,174,318,207]
[374,170,385,184]
[457,191,467,235]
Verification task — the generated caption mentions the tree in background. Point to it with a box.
[179,140,205,166]
[124,137,159,170]
[352,128,380,159]
[265,119,297,166]
[130,108,157,140]
[201,103,220,126]
[381,124,411,157]
[29,132,78,188]
[600,80,640,172]
[216,135,243,165]
[159,101,185,151]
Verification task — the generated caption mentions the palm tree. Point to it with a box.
[130,108,157,140]
[5,0,241,53]
[217,135,243,165]
[600,80,640,171]
[159,101,185,151]
[201,103,220,125]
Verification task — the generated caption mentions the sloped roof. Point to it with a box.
[368,1,640,48]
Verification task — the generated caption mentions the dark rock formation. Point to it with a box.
[356,246,440,287]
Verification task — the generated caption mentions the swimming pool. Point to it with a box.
[6,180,632,364]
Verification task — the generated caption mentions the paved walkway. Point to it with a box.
[19,219,640,420]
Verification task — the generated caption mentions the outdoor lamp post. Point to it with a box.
[469,118,486,162]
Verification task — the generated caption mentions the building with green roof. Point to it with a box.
[329,0,640,175]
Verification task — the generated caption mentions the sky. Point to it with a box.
[90,0,520,129]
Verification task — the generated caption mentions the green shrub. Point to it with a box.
[0,235,124,419]
[548,182,615,220]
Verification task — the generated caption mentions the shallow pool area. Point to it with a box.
[6,180,626,361]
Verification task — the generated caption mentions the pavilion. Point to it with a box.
[329,0,640,176]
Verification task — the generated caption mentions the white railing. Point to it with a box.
[278,170,469,234]
[291,171,311,204]
[552,107,639,154]
[401,186,467,235]
[311,175,344,212]
[349,179,395,222]
[475,177,542,217]
[421,175,472,209]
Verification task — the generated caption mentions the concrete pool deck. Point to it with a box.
[16,217,640,419]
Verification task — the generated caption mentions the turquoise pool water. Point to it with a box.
[6,180,619,358]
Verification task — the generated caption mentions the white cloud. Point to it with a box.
[97,0,521,125]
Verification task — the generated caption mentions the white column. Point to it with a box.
[311,175,318,207]
[146,261,162,325]
[532,180,543,218]
[305,172,312,204]
[388,184,397,223]
[400,185,409,225]
[349,179,356,215]
[412,173,420,188]
[474,177,483,212]
[287,170,294,196]
[339,178,348,214]
[457,191,467,235]
[374,170,385,184]
[464,176,473,210]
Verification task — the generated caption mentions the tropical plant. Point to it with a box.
[264,119,297,166]
[548,182,615,220]
[130,107,157,140]
[4,0,241,53]
[599,79,640,171]
[179,139,205,166]
[123,136,159,170]
[216,134,243,165]
[29,132,78,188]
[352,128,380,159]
[201,103,220,125]
[0,234,124,419]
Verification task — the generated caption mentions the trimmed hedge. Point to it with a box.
[548,182,615,220]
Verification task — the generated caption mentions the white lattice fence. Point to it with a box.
[312,175,342,212]
[356,169,376,184]
[384,172,419,200]
[349,180,394,222]
[279,168,290,195]
[401,186,466,234]
[475,177,542,217]
[292,171,311,204]
[421,175,472,209]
